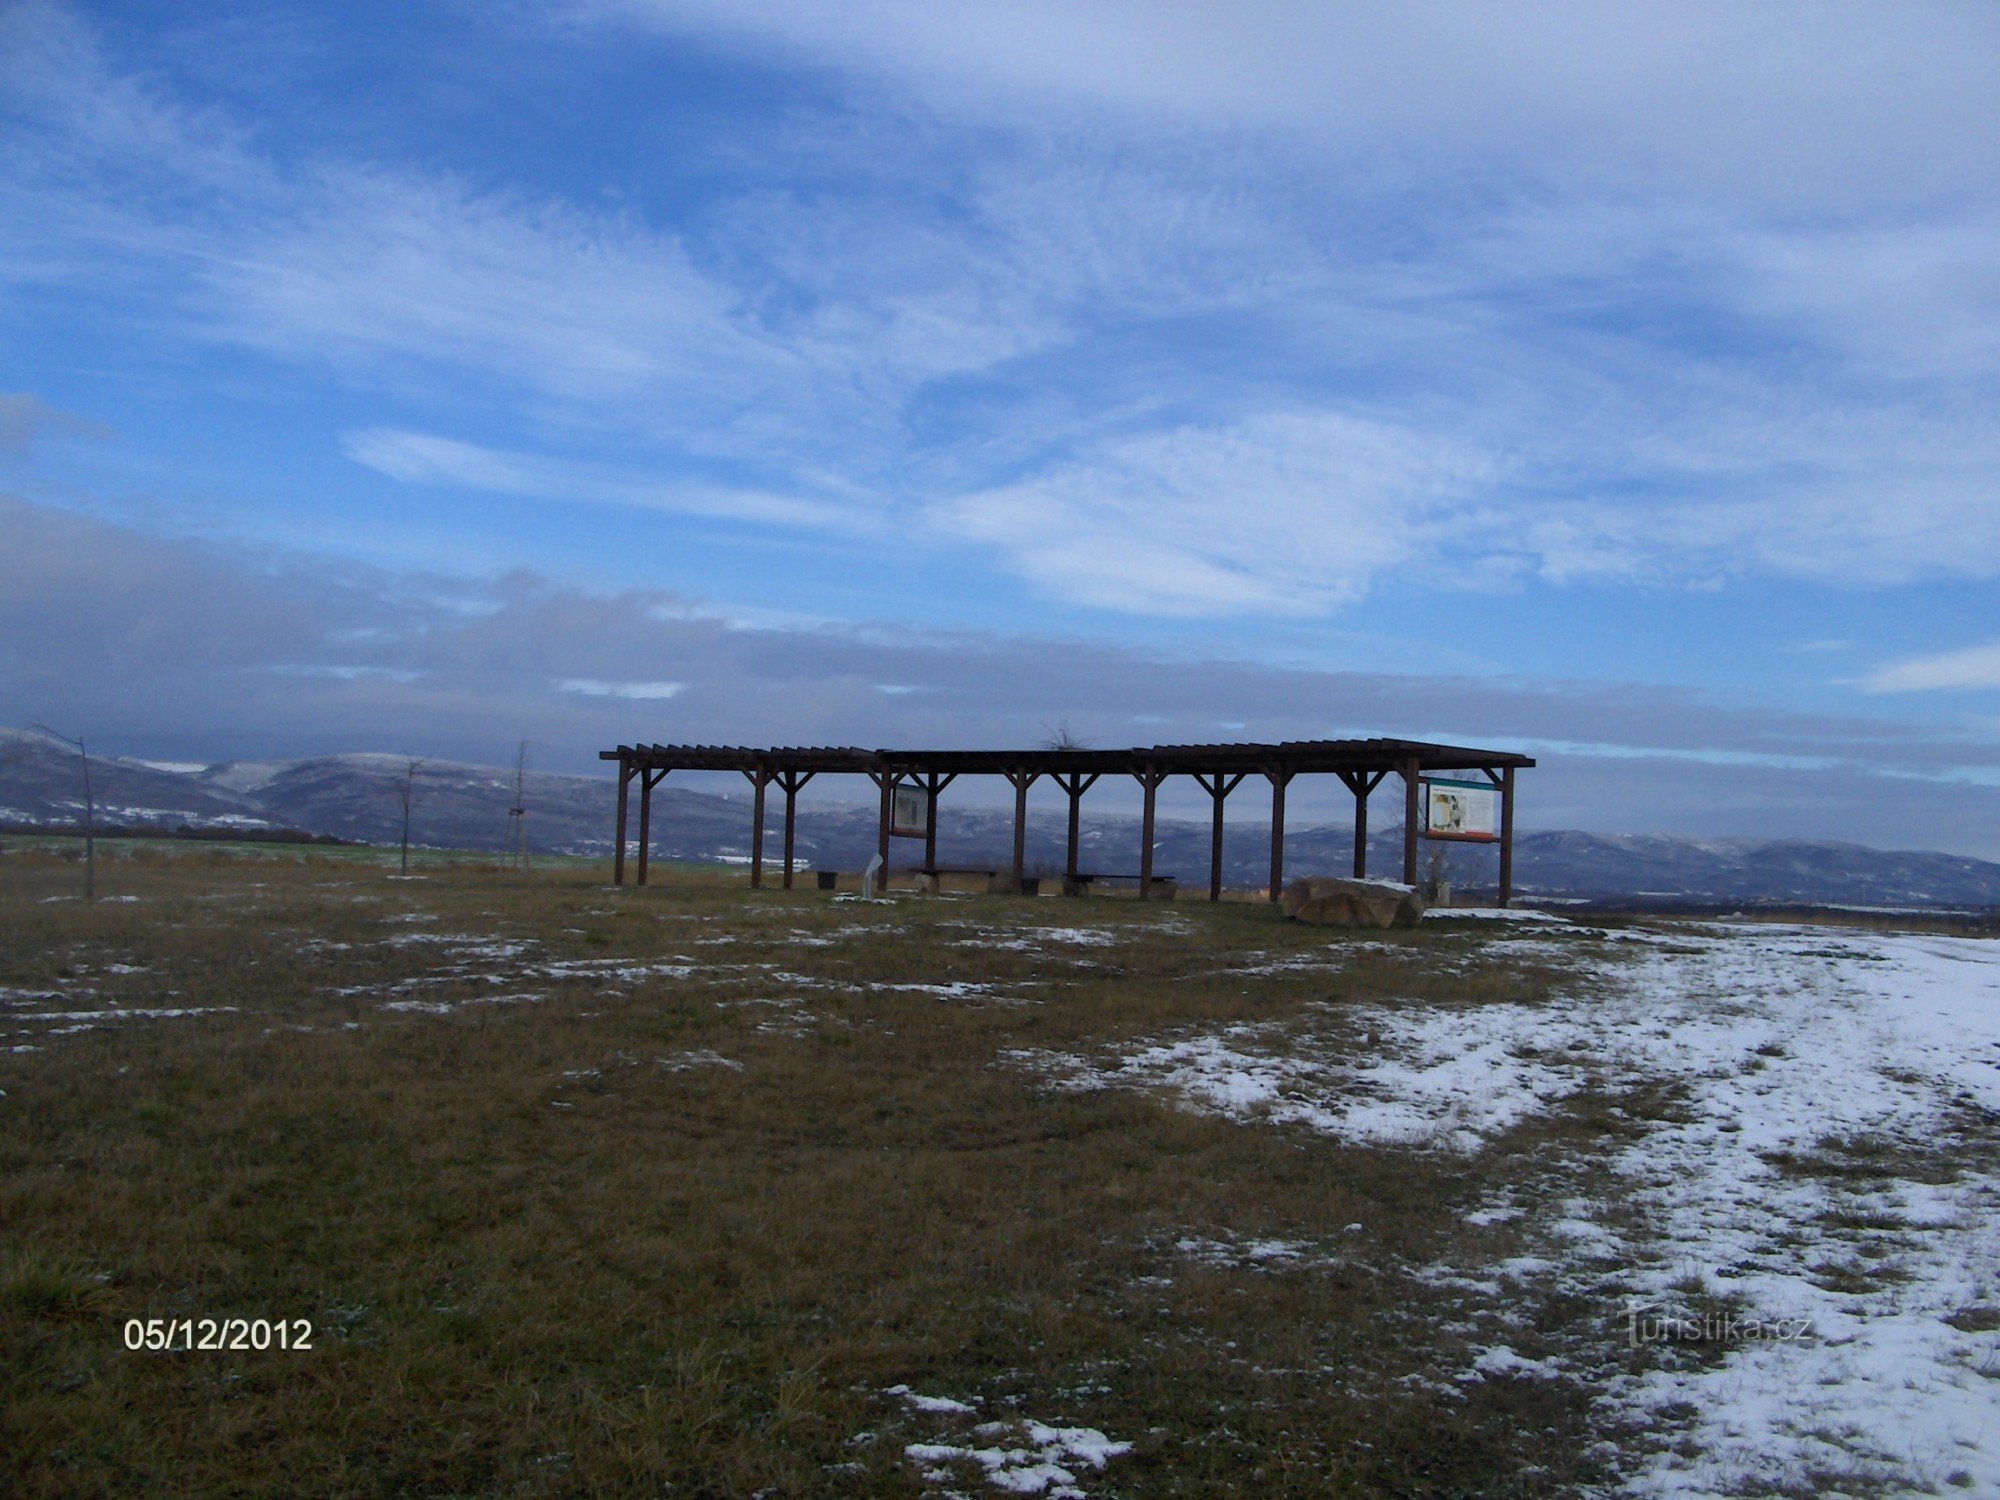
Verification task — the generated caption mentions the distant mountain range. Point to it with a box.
[5,728,1999,909]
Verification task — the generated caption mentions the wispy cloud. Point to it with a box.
[589,0,2000,209]
[930,410,1499,614]
[9,0,2000,619]
[1867,643,2000,694]
[557,679,686,700]
[342,428,869,534]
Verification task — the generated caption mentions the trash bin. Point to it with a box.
[816,870,839,891]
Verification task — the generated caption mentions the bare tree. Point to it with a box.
[1425,838,1454,907]
[31,724,95,899]
[394,757,429,874]
[1041,719,1090,751]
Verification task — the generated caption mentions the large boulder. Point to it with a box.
[1282,876,1427,929]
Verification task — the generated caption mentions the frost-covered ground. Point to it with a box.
[1015,920,2000,1497]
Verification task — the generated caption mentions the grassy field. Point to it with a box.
[3,846,1993,1497]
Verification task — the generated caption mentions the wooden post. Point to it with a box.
[1266,769,1288,903]
[1058,772,1097,892]
[1499,765,1516,908]
[780,772,811,890]
[637,768,664,886]
[747,770,767,889]
[1345,769,1386,879]
[1202,774,1221,902]
[914,771,954,874]
[875,773,893,877]
[1196,772,1244,902]
[1007,770,1038,893]
[1012,774,1027,891]
[1401,759,1421,886]
[613,757,632,885]
[1066,780,1081,885]
[1138,768,1161,900]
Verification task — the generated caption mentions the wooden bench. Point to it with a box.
[1063,872,1177,899]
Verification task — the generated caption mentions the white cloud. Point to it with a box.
[591,0,2000,209]
[558,679,687,699]
[203,168,784,411]
[1866,644,2000,694]
[8,0,2000,619]
[342,428,868,533]
[930,410,1499,614]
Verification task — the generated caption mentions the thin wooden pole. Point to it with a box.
[1350,773,1368,879]
[1138,769,1159,900]
[1058,773,1097,890]
[875,773,893,880]
[1195,774,1216,901]
[782,774,799,890]
[637,768,666,886]
[924,774,940,871]
[748,770,767,889]
[1266,770,1288,903]
[1066,779,1082,886]
[1401,759,1421,886]
[1009,771,1034,892]
[1200,772,1241,902]
[1499,765,1517,908]
[613,759,632,885]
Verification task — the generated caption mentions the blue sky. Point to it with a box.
[4,0,1999,852]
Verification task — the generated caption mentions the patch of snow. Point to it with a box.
[1019,922,2000,1492]
[870,980,1014,1002]
[536,959,695,983]
[891,1382,1132,1499]
[1173,1234,1316,1269]
[1422,907,1569,923]
[1022,1019,1576,1154]
[886,1384,978,1415]
[656,1049,743,1072]
[14,1006,235,1024]
[945,923,1126,949]
[383,992,546,1013]
[383,933,535,959]
[1465,1345,1564,1381]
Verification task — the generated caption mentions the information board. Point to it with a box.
[1422,777,1499,843]
[890,784,929,837]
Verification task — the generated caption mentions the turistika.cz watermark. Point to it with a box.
[1626,1303,1813,1349]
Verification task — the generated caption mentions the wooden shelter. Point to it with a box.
[599,738,1535,905]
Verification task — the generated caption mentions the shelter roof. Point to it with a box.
[599,738,1534,777]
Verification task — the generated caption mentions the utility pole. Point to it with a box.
[396,758,428,875]
[32,724,95,899]
[508,741,530,872]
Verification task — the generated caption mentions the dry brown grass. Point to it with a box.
[1,848,1635,1497]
